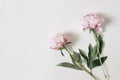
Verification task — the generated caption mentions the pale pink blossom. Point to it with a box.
[80,13,104,32]
[50,33,67,50]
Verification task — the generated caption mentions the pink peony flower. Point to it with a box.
[50,33,67,50]
[80,13,104,32]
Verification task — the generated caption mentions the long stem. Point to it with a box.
[80,63,97,80]
[63,46,72,55]
[98,52,107,80]
[90,69,93,75]
[64,46,97,80]
[92,29,107,80]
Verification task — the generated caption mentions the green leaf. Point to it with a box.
[88,44,93,68]
[66,42,72,45]
[88,44,93,58]
[73,51,82,63]
[88,44,98,69]
[97,35,104,53]
[79,49,88,63]
[92,45,98,59]
[60,50,64,56]
[69,54,75,64]
[57,62,83,70]
[92,56,107,69]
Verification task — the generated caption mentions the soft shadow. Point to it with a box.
[97,13,113,32]
[65,32,80,47]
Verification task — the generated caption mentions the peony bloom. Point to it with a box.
[50,33,67,50]
[80,13,104,32]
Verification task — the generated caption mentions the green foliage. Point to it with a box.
[97,35,104,53]
[57,62,83,70]
[88,44,98,69]
[66,42,72,45]
[79,49,88,63]
[57,29,107,76]
[60,49,64,56]
[92,56,107,68]
[73,51,82,63]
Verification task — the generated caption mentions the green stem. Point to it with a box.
[63,46,72,55]
[98,52,107,80]
[63,46,97,80]
[90,69,93,75]
[92,29,107,80]
[80,63,97,80]
[91,29,98,41]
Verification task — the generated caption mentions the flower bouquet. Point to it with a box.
[50,13,108,80]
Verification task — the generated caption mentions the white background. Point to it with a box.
[0,0,120,80]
